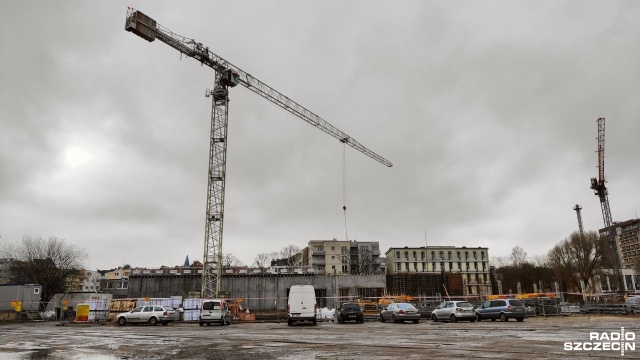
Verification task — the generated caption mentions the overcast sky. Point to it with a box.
[1,1,639,271]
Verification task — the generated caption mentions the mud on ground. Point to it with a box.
[0,314,638,359]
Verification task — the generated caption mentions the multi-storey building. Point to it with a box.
[598,218,640,291]
[385,246,491,295]
[304,240,383,275]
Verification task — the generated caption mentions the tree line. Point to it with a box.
[1,230,634,310]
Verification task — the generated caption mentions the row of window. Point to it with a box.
[394,261,487,272]
[394,250,486,261]
[105,281,129,289]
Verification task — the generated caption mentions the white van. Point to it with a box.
[199,299,232,326]
[287,285,317,326]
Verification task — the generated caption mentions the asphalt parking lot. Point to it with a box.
[0,315,639,359]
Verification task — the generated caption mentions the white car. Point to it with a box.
[116,305,176,326]
[431,301,476,322]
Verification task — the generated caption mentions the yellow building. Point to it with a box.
[385,246,491,295]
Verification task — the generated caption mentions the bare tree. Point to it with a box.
[252,253,274,268]
[548,231,603,293]
[0,236,87,310]
[491,256,510,268]
[357,250,376,275]
[510,246,528,267]
[530,254,549,267]
[279,245,301,267]
[221,253,243,267]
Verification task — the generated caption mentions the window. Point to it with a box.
[465,251,469,260]
[449,262,453,270]
[431,251,435,259]
[447,251,452,260]
[466,262,469,271]
[432,262,436,271]
[421,251,426,260]
[33,288,40,295]
[456,251,461,260]
[395,251,400,259]
[473,251,477,260]
[481,251,485,260]
[458,262,462,271]
[107,282,113,289]
[439,251,444,259]
[413,262,418,271]
[361,245,369,251]
[117,281,129,289]
[440,262,445,271]
[332,255,335,260]
[331,246,335,250]
[404,251,409,260]
[341,246,347,253]
[396,263,401,271]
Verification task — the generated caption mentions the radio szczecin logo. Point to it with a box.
[564,327,636,356]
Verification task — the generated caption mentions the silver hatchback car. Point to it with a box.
[431,300,476,322]
[116,305,176,326]
[380,303,421,323]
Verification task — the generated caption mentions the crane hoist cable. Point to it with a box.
[341,138,349,241]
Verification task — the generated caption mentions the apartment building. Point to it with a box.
[598,218,640,291]
[385,246,491,295]
[305,240,383,275]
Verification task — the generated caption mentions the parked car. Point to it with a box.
[336,302,364,324]
[475,299,526,322]
[431,300,476,322]
[116,305,176,326]
[379,302,420,323]
[199,299,232,326]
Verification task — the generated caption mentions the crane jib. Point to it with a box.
[125,8,392,168]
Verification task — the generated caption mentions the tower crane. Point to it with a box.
[124,8,393,298]
[589,117,623,291]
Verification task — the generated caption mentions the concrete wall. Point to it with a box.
[128,274,386,311]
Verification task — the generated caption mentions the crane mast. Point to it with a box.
[573,204,584,238]
[589,117,623,291]
[125,8,392,298]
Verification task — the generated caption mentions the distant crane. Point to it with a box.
[573,204,584,238]
[124,9,392,298]
[589,117,623,291]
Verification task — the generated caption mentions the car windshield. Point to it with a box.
[342,303,360,310]
[456,302,472,307]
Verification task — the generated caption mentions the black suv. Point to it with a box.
[337,302,364,324]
